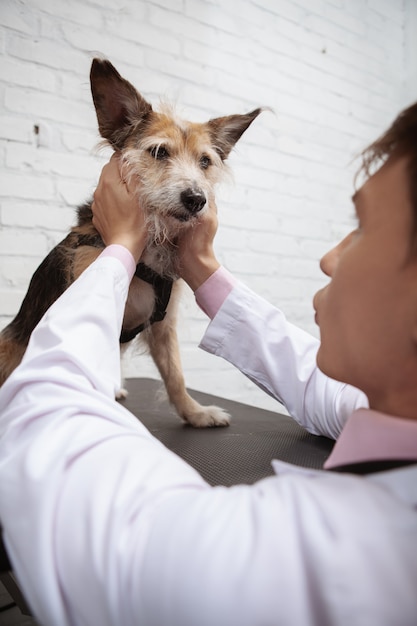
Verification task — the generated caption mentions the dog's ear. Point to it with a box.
[90,58,152,149]
[207,108,263,160]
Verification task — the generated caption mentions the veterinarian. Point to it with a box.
[1,104,417,626]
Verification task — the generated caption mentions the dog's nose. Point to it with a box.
[181,188,206,214]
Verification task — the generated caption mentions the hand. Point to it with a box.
[177,200,221,291]
[92,154,147,263]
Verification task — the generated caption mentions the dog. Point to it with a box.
[0,58,262,427]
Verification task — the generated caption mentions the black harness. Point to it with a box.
[120,263,173,343]
[72,233,173,344]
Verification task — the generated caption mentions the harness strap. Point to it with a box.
[120,263,173,343]
[71,233,174,343]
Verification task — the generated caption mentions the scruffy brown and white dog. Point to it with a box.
[0,58,262,427]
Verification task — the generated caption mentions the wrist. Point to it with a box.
[107,233,147,264]
[181,254,220,292]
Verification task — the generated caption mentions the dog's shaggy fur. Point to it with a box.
[0,58,261,427]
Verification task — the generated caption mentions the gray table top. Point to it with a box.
[121,378,335,486]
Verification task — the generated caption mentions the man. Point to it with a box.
[0,104,416,626]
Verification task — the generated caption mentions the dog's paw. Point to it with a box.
[184,405,231,428]
[116,387,129,401]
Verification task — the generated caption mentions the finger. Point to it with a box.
[98,159,129,203]
[91,201,100,226]
[119,158,134,194]
[97,153,122,189]
[206,199,218,218]
[91,190,101,215]
[110,151,135,194]
[91,195,97,216]
[108,154,124,185]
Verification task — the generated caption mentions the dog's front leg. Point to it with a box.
[146,282,230,427]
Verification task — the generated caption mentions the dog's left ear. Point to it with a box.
[90,58,153,149]
[208,108,263,160]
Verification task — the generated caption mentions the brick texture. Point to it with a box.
[0,0,415,410]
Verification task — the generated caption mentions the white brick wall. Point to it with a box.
[0,0,414,412]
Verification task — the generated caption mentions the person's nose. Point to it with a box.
[320,245,339,277]
[320,232,354,277]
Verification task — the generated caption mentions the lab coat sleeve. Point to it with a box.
[0,254,209,625]
[199,280,368,439]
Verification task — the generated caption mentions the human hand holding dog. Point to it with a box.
[177,200,221,292]
[92,154,147,263]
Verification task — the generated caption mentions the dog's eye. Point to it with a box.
[200,155,211,170]
[149,146,169,160]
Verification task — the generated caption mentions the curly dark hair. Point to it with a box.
[359,101,417,251]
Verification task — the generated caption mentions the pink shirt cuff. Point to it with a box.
[195,266,238,319]
[99,245,137,281]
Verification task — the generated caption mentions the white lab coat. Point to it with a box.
[0,253,416,626]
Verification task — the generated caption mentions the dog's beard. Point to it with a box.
[144,209,192,246]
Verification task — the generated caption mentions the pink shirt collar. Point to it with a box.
[324,409,417,469]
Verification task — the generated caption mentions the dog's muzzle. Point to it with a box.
[180,187,206,215]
